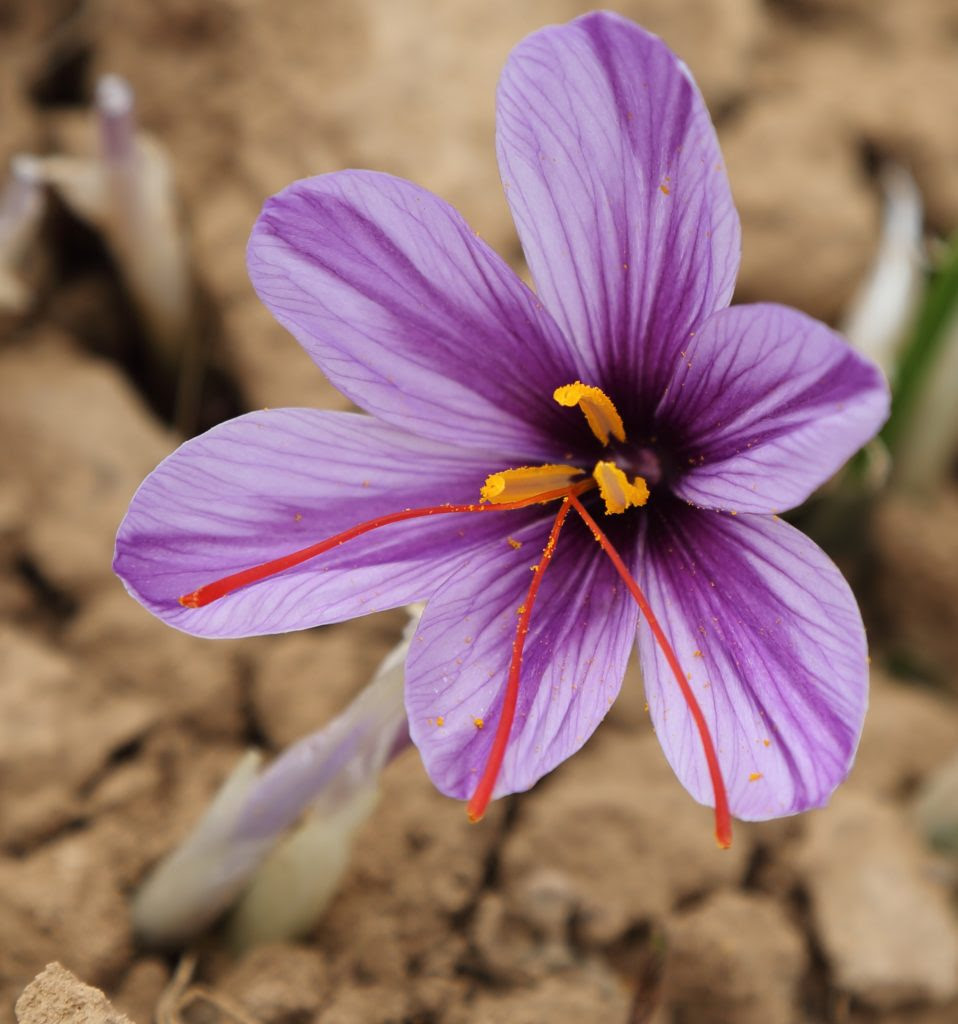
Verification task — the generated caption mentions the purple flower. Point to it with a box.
[115,12,888,846]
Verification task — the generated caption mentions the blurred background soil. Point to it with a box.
[2,0,958,1021]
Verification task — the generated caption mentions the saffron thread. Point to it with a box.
[178,475,730,848]
[568,494,732,849]
[178,480,593,608]
[466,495,573,823]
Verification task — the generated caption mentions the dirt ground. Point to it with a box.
[2,1,958,1022]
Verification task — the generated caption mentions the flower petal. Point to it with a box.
[247,170,581,458]
[406,515,637,800]
[662,304,890,513]
[114,409,545,638]
[634,505,868,820]
[496,11,740,397]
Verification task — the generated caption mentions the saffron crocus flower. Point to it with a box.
[115,11,889,847]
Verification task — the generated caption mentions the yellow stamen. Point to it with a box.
[553,381,626,445]
[481,464,582,504]
[593,461,649,514]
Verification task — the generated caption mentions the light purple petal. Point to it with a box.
[406,515,637,800]
[634,506,868,821]
[662,304,890,513]
[247,170,582,459]
[496,11,740,398]
[114,408,546,638]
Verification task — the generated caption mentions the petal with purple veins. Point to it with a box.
[406,514,637,801]
[114,408,547,638]
[662,304,890,514]
[634,505,868,821]
[247,170,581,458]
[496,11,740,397]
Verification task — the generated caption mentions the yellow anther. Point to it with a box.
[553,381,626,445]
[593,461,649,515]
[481,464,582,504]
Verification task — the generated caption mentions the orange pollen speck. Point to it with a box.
[507,537,522,550]
[436,716,445,727]
[748,772,763,782]
[473,718,484,730]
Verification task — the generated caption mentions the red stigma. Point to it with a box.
[466,496,573,823]
[568,494,732,849]
[176,477,729,849]
[177,482,592,609]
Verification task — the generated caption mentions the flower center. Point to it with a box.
[481,383,649,515]
[628,447,663,488]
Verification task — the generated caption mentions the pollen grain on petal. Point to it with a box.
[480,463,582,504]
[593,461,649,514]
[552,381,626,445]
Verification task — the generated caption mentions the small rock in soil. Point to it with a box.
[221,943,328,1024]
[445,965,631,1024]
[850,670,958,798]
[15,963,133,1024]
[872,490,958,685]
[500,730,752,947]
[470,881,578,985]
[913,750,958,856]
[721,92,874,323]
[315,983,409,1024]
[0,830,132,1009]
[316,750,502,996]
[0,623,158,848]
[796,789,958,1009]
[109,958,170,1024]
[664,890,808,1024]
[0,333,174,599]
[65,589,245,741]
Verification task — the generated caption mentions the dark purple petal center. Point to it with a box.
[621,445,665,488]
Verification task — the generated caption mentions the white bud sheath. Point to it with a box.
[0,158,46,313]
[843,165,924,380]
[22,75,193,376]
[133,750,269,947]
[133,610,417,948]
